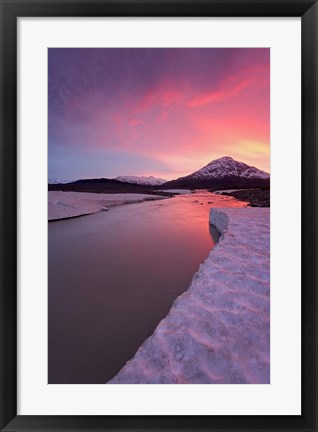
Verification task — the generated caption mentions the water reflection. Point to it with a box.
[48,191,246,384]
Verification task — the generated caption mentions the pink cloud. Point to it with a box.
[129,83,183,115]
[187,63,269,108]
[128,118,144,127]
[52,54,269,174]
[187,78,254,107]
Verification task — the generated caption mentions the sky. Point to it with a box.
[48,48,270,181]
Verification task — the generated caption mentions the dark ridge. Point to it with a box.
[48,180,173,197]
[72,177,124,185]
[162,175,270,191]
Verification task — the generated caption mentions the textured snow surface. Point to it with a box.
[115,175,167,185]
[109,207,270,384]
[48,191,167,221]
[191,156,270,180]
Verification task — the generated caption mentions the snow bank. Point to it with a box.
[48,191,167,221]
[108,207,270,384]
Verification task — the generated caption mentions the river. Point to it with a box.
[48,191,246,383]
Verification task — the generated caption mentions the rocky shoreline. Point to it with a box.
[220,188,270,207]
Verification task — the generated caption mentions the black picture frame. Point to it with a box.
[0,0,317,431]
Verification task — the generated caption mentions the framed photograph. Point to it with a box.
[0,0,317,431]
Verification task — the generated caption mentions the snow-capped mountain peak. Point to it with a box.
[115,175,167,186]
[163,156,270,190]
[191,156,270,180]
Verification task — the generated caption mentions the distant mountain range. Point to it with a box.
[115,175,167,186]
[48,157,270,191]
[48,178,74,184]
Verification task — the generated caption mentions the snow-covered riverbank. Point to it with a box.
[48,191,168,221]
[109,207,270,384]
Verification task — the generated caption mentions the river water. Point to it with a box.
[48,191,246,383]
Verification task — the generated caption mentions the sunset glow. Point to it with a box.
[48,48,270,181]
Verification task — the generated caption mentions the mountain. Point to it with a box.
[48,176,167,194]
[48,177,128,192]
[163,157,270,190]
[48,178,74,184]
[72,178,123,184]
[115,175,167,186]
